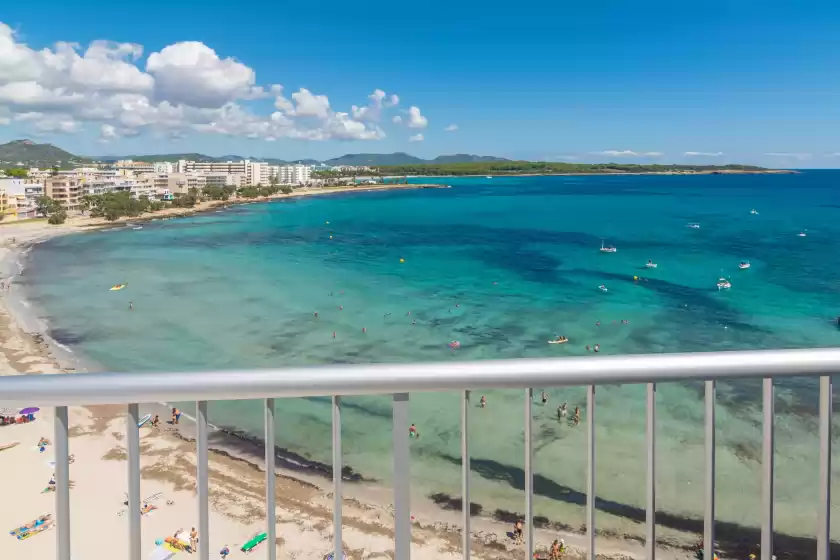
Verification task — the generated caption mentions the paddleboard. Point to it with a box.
[110,284,127,291]
[547,340,568,345]
[138,414,152,428]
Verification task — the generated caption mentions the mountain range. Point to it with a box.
[0,140,509,168]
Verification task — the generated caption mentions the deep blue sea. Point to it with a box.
[21,172,840,540]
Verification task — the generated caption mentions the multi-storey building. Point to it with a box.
[277,164,311,185]
[45,177,83,210]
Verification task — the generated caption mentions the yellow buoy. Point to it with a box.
[400,258,405,263]
[633,275,639,281]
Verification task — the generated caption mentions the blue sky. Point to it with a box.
[1,0,838,166]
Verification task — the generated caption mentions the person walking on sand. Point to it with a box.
[189,527,199,552]
[171,407,181,425]
[220,544,230,559]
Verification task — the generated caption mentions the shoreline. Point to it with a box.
[394,169,797,179]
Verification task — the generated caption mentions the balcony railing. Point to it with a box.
[1,348,838,560]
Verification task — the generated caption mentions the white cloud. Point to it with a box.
[595,150,663,157]
[0,21,416,143]
[99,123,118,141]
[444,124,458,132]
[392,115,402,124]
[407,106,428,128]
[684,151,723,157]
[764,152,812,160]
[408,133,424,142]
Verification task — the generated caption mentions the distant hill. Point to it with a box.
[0,139,85,167]
[324,152,508,166]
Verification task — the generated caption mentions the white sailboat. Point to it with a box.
[599,240,617,253]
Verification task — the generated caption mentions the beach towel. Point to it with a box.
[149,546,175,560]
[241,532,267,552]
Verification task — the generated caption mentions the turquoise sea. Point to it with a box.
[21,172,840,547]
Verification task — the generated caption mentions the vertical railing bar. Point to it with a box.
[54,406,71,560]
[393,393,411,560]
[332,396,343,560]
[525,388,534,560]
[265,398,276,560]
[704,381,716,560]
[761,379,774,560]
[646,383,656,560]
[461,390,471,560]
[127,404,141,560]
[196,401,210,560]
[587,385,596,560]
[817,376,832,560]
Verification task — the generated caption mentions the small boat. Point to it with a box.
[645,260,658,268]
[687,223,700,229]
[485,176,492,179]
[449,341,461,349]
[797,232,807,237]
[738,261,751,269]
[750,209,759,215]
[717,277,732,290]
[599,240,617,253]
[132,226,143,230]
[109,284,128,291]
[0,441,20,452]
[548,337,569,345]
[598,285,608,292]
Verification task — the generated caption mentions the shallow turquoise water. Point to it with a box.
[22,172,840,541]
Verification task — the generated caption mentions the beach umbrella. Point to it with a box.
[20,407,40,415]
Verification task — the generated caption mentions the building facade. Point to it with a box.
[45,177,83,210]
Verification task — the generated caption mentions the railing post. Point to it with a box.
[704,381,716,560]
[461,390,471,560]
[761,379,774,560]
[54,405,71,560]
[127,404,141,560]
[646,383,656,560]
[587,385,596,560]
[196,401,209,560]
[818,376,832,560]
[265,398,276,560]
[333,396,343,560]
[393,393,411,560]
[525,388,534,560]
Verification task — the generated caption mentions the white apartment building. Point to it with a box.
[177,160,248,175]
[203,173,246,188]
[277,164,311,185]
[154,173,207,195]
[114,160,155,174]
[154,162,175,174]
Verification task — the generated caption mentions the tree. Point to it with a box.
[3,168,28,178]
[78,195,94,215]
[280,185,293,194]
[48,210,67,224]
[50,165,60,177]
[36,196,62,218]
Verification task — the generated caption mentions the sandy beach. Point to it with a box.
[0,194,697,560]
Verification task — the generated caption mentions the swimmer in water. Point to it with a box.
[407,311,411,316]
[314,312,318,318]
[558,403,567,418]
[129,301,133,310]
[586,345,591,351]
[455,303,460,308]
[339,305,343,311]
[541,391,548,405]
[594,344,600,353]
[480,395,487,408]
[332,332,336,338]
[384,312,392,318]
[596,321,601,326]
[412,320,416,325]
[362,327,367,333]
[409,424,418,438]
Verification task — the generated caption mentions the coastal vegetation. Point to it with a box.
[376,161,767,176]
[2,167,28,178]
[82,192,165,221]
[35,196,68,224]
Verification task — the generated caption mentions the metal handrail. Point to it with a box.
[0,348,835,560]
[2,348,840,406]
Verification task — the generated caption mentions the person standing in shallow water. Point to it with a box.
[480,395,487,408]
[541,391,548,405]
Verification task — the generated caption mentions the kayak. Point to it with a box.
[241,532,267,552]
[110,284,127,291]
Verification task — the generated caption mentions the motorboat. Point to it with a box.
[738,261,751,269]
[600,240,617,253]
[717,277,732,290]
[750,209,759,215]
[645,260,658,268]
[797,232,807,237]
[687,223,700,229]
[598,285,608,292]
[486,176,492,179]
